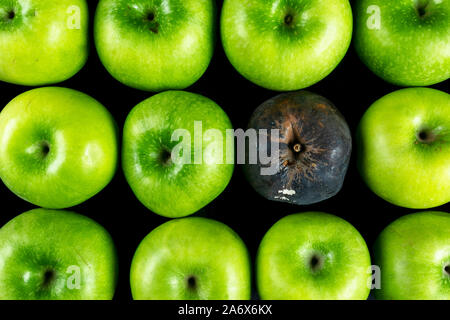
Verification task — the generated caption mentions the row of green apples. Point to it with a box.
[0,87,448,214]
[0,86,448,300]
[0,0,448,90]
[0,207,448,300]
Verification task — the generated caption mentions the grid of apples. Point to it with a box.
[0,0,448,301]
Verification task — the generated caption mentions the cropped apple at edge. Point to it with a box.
[357,87,450,209]
[221,0,353,91]
[256,212,372,300]
[354,0,450,86]
[130,217,251,300]
[0,87,119,209]
[0,0,89,86]
[94,0,215,92]
[0,208,118,300]
[374,211,450,300]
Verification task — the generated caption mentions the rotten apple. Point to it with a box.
[243,91,352,205]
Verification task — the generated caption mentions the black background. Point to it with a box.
[0,0,448,305]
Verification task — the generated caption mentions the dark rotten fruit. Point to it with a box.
[244,91,352,205]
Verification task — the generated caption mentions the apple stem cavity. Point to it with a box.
[293,143,302,153]
[445,264,450,276]
[144,11,159,34]
[2,9,15,21]
[284,14,294,26]
[186,275,197,290]
[146,12,155,22]
[417,129,436,144]
[42,269,56,287]
[159,148,172,166]
[415,0,431,18]
[40,141,51,157]
[309,253,324,273]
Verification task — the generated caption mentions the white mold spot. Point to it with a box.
[278,189,296,196]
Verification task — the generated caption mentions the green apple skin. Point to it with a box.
[0,0,89,86]
[355,0,450,86]
[374,211,450,300]
[130,217,251,300]
[256,212,371,300]
[357,88,450,209]
[221,0,353,91]
[122,90,234,218]
[0,87,118,209]
[0,209,118,300]
[94,0,215,92]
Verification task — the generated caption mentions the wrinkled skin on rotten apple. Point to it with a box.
[244,91,352,205]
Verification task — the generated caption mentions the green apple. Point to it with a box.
[220,0,353,91]
[130,217,251,300]
[0,208,118,300]
[94,0,215,92]
[0,0,89,86]
[357,88,450,209]
[0,87,118,209]
[355,0,450,86]
[122,90,234,218]
[374,211,450,300]
[256,212,371,300]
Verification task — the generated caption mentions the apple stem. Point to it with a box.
[40,141,51,157]
[42,145,50,156]
[415,0,430,18]
[309,254,324,272]
[417,130,436,144]
[160,149,172,166]
[284,14,294,26]
[146,12,155,21]
[186,275,197,290]
[144,11,159,34]
[42,269,56,287]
